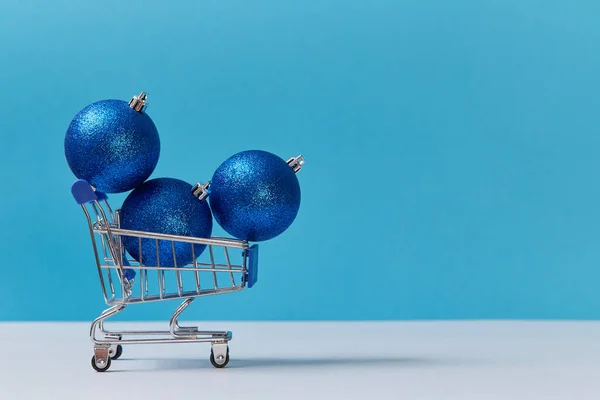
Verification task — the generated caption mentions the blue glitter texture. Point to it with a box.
[209,150,301,242]
[120,178,213,267]
[64,99,161,193]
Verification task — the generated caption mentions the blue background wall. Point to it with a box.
[0,0,599,321]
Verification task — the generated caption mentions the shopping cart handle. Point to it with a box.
[95,191,108,201]
[245,244,259,288]
[71,179,98,205]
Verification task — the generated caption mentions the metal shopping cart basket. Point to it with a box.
[70,179,259,372]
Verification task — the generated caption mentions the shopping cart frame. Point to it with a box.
[71,180,259,372]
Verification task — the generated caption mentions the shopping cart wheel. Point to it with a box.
[210,345,230,368]
[109,345,123,360]
[91,355,112,372]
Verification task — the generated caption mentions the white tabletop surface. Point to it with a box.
[0,321,599,399]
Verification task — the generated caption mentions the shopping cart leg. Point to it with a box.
[90,304,126,343]
[169,298,197,336]
[90,304,126,372]
[166,298,232,368]
[98,321,124,359]
[168,298,232,338]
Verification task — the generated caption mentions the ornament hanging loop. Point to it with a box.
[287,155,305,174]
[129,91,148,112]
[191,182,210,201]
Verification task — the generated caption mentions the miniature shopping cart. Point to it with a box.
[71,179,259,372]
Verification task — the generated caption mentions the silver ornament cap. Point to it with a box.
[191,182,210,201]
[287,155,305,174]
[129,91,148,112]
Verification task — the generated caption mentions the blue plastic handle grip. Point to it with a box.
[245,244,259,288]
[95,191,108,201]
[71,179,98,205]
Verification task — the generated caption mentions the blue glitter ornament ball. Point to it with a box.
[120,177,213,267]
[208,150,304,242]
[64,92,160,193]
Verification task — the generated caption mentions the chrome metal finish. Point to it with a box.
[191,181,210,201]
[76,190,251,371]
[93,346,110,367]
[128,91,147,112]
[287,154,305,173]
